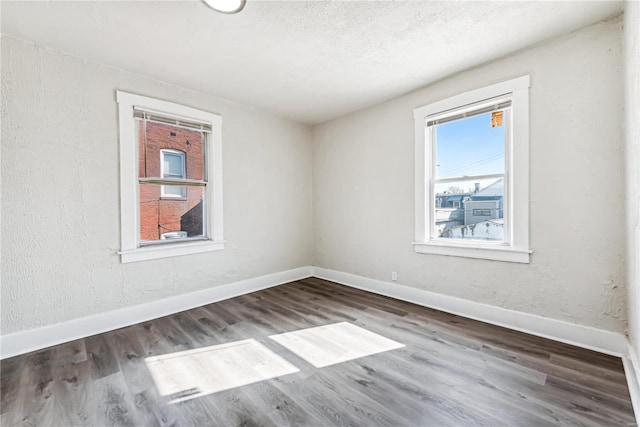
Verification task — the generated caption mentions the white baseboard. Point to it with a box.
[0,266,313,360]
[1,264,630,364]
[312,267,628,357]
[623,343,640,423]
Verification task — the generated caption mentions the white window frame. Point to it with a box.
[413,76,531,263]
[117,91,224,263]
[160,149,187,198]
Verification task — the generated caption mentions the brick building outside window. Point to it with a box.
[138,120,205,242]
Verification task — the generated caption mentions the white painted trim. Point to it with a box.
[623,342,640,423]
[119,240,225,263]
[117,91,218,124]
[0,266,313,360]
[413,75,530,119]
[116,90,224,263]
[414,241,531,263]
[414,76,530,263]
[312,267,627,356]
[2,262,636,421]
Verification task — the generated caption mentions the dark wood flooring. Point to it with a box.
[1,278,636,426]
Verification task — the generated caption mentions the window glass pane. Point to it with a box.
[162,184,186,198]
[163,152,185,178]
[138,119,205,180]
[434,111,506,179]
[139,184,205,242]
[434,178,504,242]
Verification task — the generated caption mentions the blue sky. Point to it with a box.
[435,112,505,179]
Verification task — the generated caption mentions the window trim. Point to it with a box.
[117,91,224,263]
[413,76,531,263]
[160,149,187,198]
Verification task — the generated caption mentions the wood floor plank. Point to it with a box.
[1,278,635,426]
[86,372,143,427]
[51,339,87,368]
[85,335,120,381]
[261,286,359,323]
[155,314,282,427]
[109,329,183,427]
[127,322,219,427]
[0,355,25,419]
[49,358,92,426]
[13,350,57,427]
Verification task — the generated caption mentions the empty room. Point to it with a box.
[1,0,639,425]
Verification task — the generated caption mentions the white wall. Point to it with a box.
[1,36,313,334]
[625,0,640,362]
[1,14,632,347]
[313,18,627,333]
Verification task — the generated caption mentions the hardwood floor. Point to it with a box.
[1,278,636,426]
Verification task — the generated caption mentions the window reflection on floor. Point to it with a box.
[144,339,299,403]
[270,322,404,368]
[145,323,404,403]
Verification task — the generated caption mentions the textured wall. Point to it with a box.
[624,0,640,359]
[1,36,313,334]
[0,2,623,125]
[312,18,627,333]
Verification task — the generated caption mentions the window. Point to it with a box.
[414,76,531,263]
[160,149,187,198]
[117,91,224,263]
[473,209,492,216]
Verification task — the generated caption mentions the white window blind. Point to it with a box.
[134,109,212,132]
[426,98,512,127]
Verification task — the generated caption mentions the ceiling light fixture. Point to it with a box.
[201,0,246,14]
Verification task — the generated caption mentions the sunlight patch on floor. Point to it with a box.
[269,322,404,368]
[145,339,299,403]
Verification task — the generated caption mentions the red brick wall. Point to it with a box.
[138,121,205,241]
[138,121,203,180]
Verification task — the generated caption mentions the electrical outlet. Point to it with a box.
[391,272,397,281]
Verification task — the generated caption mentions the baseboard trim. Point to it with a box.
[0,266,313,360]
[1,264,630,364]
[312,267,628,357]
[623,343,640,423]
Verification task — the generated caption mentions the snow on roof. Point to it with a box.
[475,178,503,197]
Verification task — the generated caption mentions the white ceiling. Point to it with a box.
[1,1,623,125]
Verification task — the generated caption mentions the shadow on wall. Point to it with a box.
[181,200,204,237]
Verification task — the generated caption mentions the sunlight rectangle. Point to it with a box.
[269,322,404,368]
[144,339,298,403]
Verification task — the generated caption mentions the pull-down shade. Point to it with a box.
[427,98,512,127]
[134,109,212,133]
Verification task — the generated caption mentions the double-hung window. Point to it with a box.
[117,91,224,263]
[414,76,531,263]
[160,149,187,198]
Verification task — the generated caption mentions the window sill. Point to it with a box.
[414,241,531,263]
[120,240,224,263]
[160,196,187,201]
